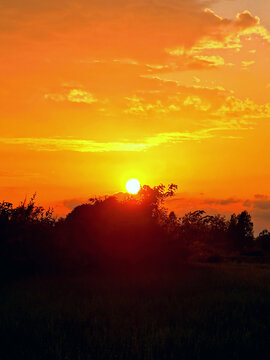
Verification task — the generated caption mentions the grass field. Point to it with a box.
[1,263,270,360]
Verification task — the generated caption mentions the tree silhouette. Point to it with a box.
[1,185,269,278]
[63,184,178,267]
[256,230,270,253]
[228,211,254,251]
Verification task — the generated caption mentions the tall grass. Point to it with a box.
[1,263,270,359]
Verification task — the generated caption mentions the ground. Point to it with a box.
[1,263,270,360]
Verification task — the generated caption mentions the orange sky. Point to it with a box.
[0,0,270,232]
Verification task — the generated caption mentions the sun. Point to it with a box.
[126,179,141,194]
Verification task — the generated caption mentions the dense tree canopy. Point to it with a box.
[0,185,269,278]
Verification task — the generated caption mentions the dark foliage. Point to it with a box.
[0,195,56,278]
[0,184,269,278]
[256,229,270,252]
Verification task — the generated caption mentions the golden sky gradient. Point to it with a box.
[1,0,270,232]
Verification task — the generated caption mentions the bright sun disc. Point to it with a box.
[126,179,141,194]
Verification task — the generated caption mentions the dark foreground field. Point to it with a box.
[1,263,270,360]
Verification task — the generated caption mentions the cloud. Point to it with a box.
[244,196,270,233]
[121,81,270,132]
[167,9,268,64]
[0,137,149,152]
[243,195,270,210]
[252,210,270,224]
[168,194,270,212]
[0,128,231,153]
[183,37,241,53]
[45,89,97,104]
[166,194,246,221]
[183,95,211,111]
[165,50,229,70]
[193,55,225,67]
[124,97,181,114]
[242,60,255,68]
[235,10,260,28]
[122,82,226,117]
[254,201,270,210]
[255,194,268,200]
[204,197,241,206]
[146,130,214,145]
[2,1,269,65]
[0,0,215,61]
[214,96,270,119]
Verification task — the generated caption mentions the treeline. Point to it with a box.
[0,185,270,278]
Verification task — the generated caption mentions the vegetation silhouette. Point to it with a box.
[2,185,270,360]
[0,184,269,279]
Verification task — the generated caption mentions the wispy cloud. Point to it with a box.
[0,128,229,153]
[0,137,148,152]
[241,60,255,68]
[193,55,225,67]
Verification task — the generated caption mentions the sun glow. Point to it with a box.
[126,179,141,194]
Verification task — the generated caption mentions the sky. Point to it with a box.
[0,0,270,232]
